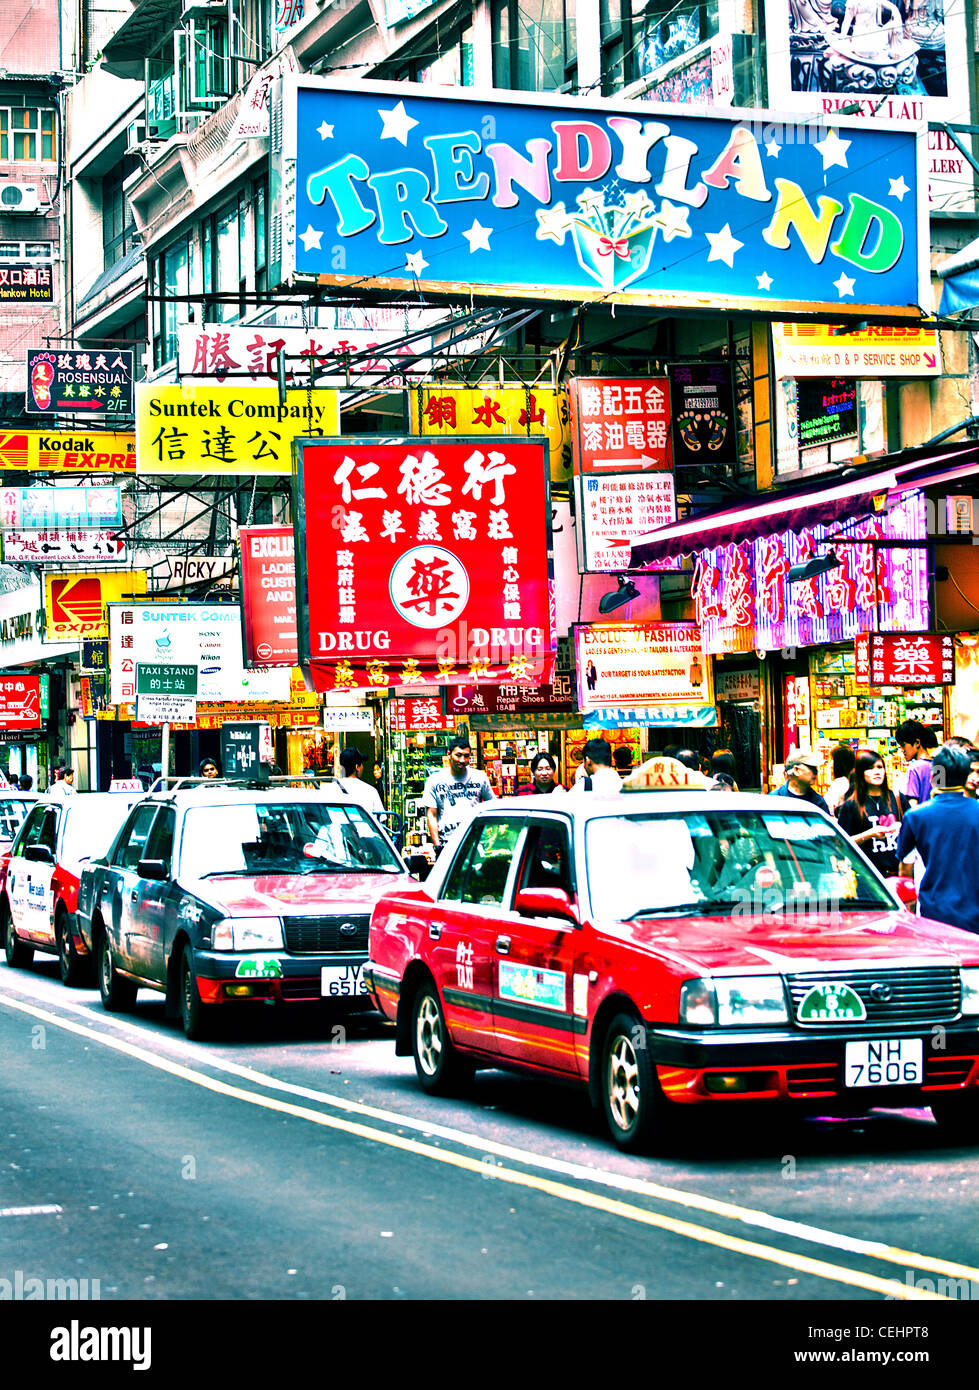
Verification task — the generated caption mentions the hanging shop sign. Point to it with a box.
[0,431,136,472]
[108,604,293,705]
[178,321,433,390]
[445,681,575,716]
[293,436,555,691]
[389,696,455,731]
[409,386,571,482]
[134,385,340,475]
[282,76,926,311]
[576,472,677,573]
[0,486,122,530]
[27,349,134,417]
[667,362,738,468]
[765,0,975,213]
[855,632,956,687]
[239,524,299,667]
[0,579,72,663]
[771,324,941,378]
[0,265,52,302]
[165,555,237,590]
[569,377,671,473]
[0,676,42,731]
[692,492,929,656]
[44,571,147,641]
[796,378,858,450]
[322,706,374,731]
[573,621,716,726]
[550,498,663,630]
[2,529,127,564]
[715,669,761,702]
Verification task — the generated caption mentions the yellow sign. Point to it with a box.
[772,323,941,379]
[409,386,571,481]
[135,385,340,475]
[44,571,147,640]
[0,430,135,472]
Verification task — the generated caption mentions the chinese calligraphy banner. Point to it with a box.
[693,492,929,655]
[44,571,147,641]
[772,323,941,378]
[239,525,299,667]
[0,265,52,302]
[409,386,571,482]
[0,487,123,530]
[0,676,42,730]
[569,377,671,472]
[282,76,926,312]
[2,529,127,564]
[27,350,133,417]
[293,436,555,691]
[135,385,340,475]
[573,622,716,725]
[855,632,955,686]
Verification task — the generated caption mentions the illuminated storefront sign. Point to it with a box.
[855,632,956,686]
[692,492,928,655]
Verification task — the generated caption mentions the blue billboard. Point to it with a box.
[283,78,927,313]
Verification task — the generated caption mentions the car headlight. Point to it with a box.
[679,975,788,1027]
[961,967,979,1016]
[212,917,284,952]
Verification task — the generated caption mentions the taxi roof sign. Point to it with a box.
[623,756,707,793]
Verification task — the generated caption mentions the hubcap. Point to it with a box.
[608,1033,640,1133]
[416,995,443,1077]
[100,939,112,992]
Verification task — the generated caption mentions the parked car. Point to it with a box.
[366,763,979,1151]
[75,786,413,1039]
[1,792,143,985]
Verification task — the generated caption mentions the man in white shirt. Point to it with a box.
[421,740,495,853]
[569,739,622,795]
[337,747,385,817]
[47,766,76,797]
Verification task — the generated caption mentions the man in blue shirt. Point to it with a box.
[896,743,979,935]
[768,750,830,814]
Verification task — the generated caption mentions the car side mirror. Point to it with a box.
[24,844,55,865]
[408,853,431,882]
[513,887,577,923]
[137,858,169,882]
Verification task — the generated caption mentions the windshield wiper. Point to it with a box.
[626,900,737,920]
[197,869,263,879]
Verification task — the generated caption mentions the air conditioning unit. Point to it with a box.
[125,120,147,153]
[0,183,41,214]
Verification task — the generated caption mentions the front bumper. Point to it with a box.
[648,1022,979,1103]
[193,948,369,1004]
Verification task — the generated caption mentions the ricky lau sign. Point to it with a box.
[293,436,554,691]
[283,76,926,312]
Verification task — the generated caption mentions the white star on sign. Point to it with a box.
[536,204,573,244]
[653,199,692,242]
[405,251,429,275]
[756,271,773,291]
[765,140,780,158]
[299,224,323,252]
[317,121,334,140]
[815,129,851,170]
[834,271,856,298]
[379,100,418,146]
[889,175,910,201]
[705,223,744,268]
[462,219,492,253]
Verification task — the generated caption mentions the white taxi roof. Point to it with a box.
[492,790,832,820]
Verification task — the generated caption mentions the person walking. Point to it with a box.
[896,743,979,934]
[337,746,385,815]
[568,738,622,796]
[48,766,76,798]
[896,719,937,808]
[421,739,495,854]
[518,751,567,795]
[824,743,856,814]
[768,750,830,813]
[835,749,902,877]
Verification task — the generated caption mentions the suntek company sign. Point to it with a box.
[0,431,135,472]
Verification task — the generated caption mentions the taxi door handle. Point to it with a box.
[428,923,441,940]
[496,936,511,955]
[130,890,139,902]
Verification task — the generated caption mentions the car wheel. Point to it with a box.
[601,1012,661,1152]
[57,910,90,988]
[97,930,137,1012]
[180,944,217,1041]
[3,901,33,970]
[411,980,473,1095]
[930,1096,979,1145]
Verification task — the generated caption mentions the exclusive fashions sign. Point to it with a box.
[239,524,299,667]
[293,436,554,691]
[281,77,926,312]
[573,622,716,726]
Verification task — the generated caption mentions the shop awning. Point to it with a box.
[629,443,979,567]
[937,237,979,316]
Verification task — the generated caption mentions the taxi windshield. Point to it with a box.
[0,798,29,842]
[179,801,402,879]
[585,810,895,920]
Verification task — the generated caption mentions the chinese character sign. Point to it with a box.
[855,633,955,686]
[0,487,123,530]
[667,362,737,468]
[0,675,41,730]
[178,321,433,390]
[569,378,671,473]
[389,697,454,730]
[574,622,714,718]
[27,350,133,416]
[409,386,571,482]
[286,78,925,310]
[577,473,677,572]
[293,438,554,690]
[0,265,53,303]
[239,525,299,667]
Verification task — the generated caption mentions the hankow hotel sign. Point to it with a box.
[277,77,928,313]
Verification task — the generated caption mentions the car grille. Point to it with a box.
[282,914,369,955]
[786,966,961,1026]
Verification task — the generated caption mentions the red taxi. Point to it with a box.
[366,759,979,1151]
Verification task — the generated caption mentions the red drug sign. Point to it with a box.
[239,525,298,667]
[293,438,554,692]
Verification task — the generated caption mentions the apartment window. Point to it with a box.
[0,241,54,261]
[203,195,247,323]
[0,108,57,162]
[254,181,267,294]
[601,0,717,92]
[152,233,192,368]
[102,158,138,270]
[493,0,576,92]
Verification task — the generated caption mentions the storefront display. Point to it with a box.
[390,728,457,854]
